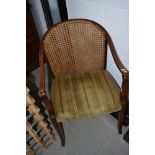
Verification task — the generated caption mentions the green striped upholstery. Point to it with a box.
[51,70,122,122]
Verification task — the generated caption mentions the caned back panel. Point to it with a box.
[43,19,106,78]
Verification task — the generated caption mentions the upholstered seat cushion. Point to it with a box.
[51,70,122,122]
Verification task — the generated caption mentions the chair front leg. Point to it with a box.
[118,73,129,134]
[118,100,128,134]
[40,92,65,146]
[49,116,65,146]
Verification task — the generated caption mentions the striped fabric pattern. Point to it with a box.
[51,70,122,122]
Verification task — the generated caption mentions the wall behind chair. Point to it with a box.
[66,0,129,87]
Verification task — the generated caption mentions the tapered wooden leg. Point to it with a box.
[118,110,126,134]
[59,122,65,135]
[50,116,65,146]
[118,101,128,134]
[118,73,129,134]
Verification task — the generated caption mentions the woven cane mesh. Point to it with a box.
[43,20,106,78]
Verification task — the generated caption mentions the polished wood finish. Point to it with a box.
[118,82,129,134]
[49,115,65,146]
[105,26,129,134]
[39,19,129,145]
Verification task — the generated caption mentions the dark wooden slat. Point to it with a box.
[40,0,53,28]
[58,0,68,21]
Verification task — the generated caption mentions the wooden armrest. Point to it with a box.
[106,32,129,78]
[39,44,55,116]
[106,32,129,102]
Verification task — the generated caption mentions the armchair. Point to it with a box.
[39,19,129,146]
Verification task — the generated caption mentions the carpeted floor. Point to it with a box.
[28,64,129,155]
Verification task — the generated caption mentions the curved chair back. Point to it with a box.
[40,19,108,78]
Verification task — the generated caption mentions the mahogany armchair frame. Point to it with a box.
[39,19,129,147]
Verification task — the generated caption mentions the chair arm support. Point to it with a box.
[121,74,129,104]
[39,44,45,92]
[39,44,55,116]
[106,32,129,103]
[106,32,129,77]
[40,90,55,116]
